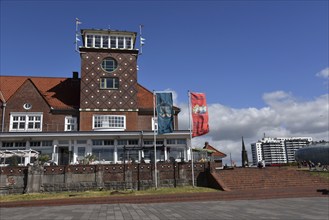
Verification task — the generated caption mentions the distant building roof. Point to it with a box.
[203,142,227,158]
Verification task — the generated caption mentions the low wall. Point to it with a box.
[0,162,216,194]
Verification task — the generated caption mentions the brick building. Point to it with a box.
[0,28,191,165]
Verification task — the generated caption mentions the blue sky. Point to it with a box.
[1,0,328,164]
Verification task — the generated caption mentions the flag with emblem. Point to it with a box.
[155,92,174,134]
[190,92,209,137]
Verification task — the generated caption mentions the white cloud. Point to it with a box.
[316,67,329,79]
[177,91,329,166]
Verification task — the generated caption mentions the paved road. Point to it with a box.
[1,197,328,220]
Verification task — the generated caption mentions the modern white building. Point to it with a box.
[251,142,263,164]
[278,137,313,163]
[251,137,312,165]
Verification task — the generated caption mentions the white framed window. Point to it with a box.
[125,37,132,49]
[86,35,93,47]
[23,103,32,110]
[102,36,109,48]
[10,113,42,132]
[118,37,124,48]
[100,77,119,89]
[94,35,101,48]
[101,58,118,73]
[85,34,133,49]
[110,36,117,48]
[93,115,126,130]
[117,139,139,146]
[92,140,115,145]
[65,116,77,131]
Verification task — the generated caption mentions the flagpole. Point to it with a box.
[153,91,158,189]
[188,91,195,187]
[139,24,144,55]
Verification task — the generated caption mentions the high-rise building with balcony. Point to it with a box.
[251,137,312,165]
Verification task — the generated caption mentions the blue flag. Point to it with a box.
[156,92,174,134]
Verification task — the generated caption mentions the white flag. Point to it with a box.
[140,37,146,45]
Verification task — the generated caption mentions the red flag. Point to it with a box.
[190,92,209,137]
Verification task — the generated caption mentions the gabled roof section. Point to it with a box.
[0,76,27,102]
[137,83,181,113]
[0,75,80,109]
[203,142,227,158]
[137,83,153,109]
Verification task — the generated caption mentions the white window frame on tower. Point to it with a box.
[94,35,101,48]
[102,36,109,48]
[100,77,119,89]
[10,112,43,132]
[86,35,93,47]
[84,34,134,49]
[125,36,132,49]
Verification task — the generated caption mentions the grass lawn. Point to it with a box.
[0,186,219,203]
[308,170,329,180]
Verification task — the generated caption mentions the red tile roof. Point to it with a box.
[0,76,80,109]
[203,142,227,158]
[0,75,176,111]
[137,83,153,109]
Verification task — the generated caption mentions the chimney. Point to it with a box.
[204,142,209,149]
[72,71,79,79]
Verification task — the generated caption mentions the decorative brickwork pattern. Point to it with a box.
[80,51,138,110]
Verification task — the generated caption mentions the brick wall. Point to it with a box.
[215,167,329,191]
[0,167,28,194]
[0,162,211,194]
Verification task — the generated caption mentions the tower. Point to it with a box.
[78,29,139,131]
[241,136,249,167]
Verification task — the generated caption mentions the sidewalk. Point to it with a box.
[1,186,328,208]
[1,186,328,220]
[1,197,328,220]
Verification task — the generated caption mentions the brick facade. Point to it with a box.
[1,79,79,132]
[79,49,139,111]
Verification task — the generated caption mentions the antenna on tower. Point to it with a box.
[75,18,82,53]
[139,24,145,55]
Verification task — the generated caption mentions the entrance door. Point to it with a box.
[58,147,70,165]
